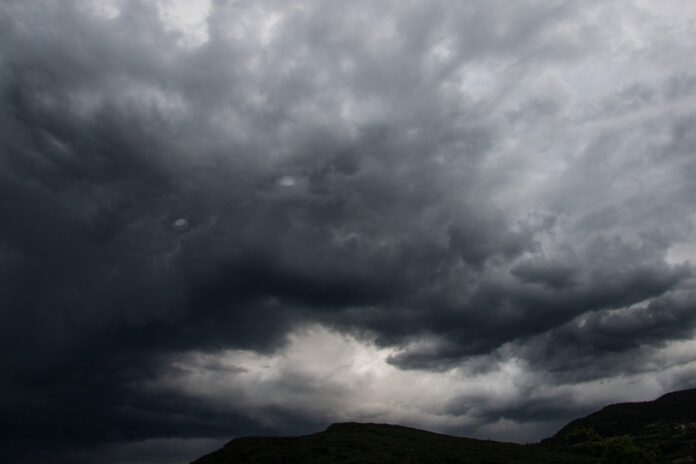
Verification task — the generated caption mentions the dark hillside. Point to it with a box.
[193,388,696,464]
[193,422,590,464]
[544,388,696,462]
[547,388,696,441]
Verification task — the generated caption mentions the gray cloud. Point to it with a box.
[2,0,696,462]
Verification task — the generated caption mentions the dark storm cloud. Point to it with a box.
[520,288,696,382]
[2,0,696,462]
[444,387,588,426]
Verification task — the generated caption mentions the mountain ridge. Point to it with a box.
[193,388,696,463]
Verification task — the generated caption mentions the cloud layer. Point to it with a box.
[2,0,696,462]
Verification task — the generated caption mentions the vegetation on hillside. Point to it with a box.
[193,388,696,463]
[193,422,590,464]
[545,388,696,463]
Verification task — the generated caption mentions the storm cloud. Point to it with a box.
[2,0,696,462]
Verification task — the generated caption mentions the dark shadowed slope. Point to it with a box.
[547,388,696,440]
[192,422,590,464]
[192,388,696,463]
[544,388,696,462]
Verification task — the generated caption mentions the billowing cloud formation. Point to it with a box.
[2,0,696,462]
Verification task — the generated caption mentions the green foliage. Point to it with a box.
[543,389,696,462]
[597,436,656,464]
[564,427,601,445]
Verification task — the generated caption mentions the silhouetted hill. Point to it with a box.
[547,388,696,440]
[193,388,696,463]
[192,422,589,464]
[544,388,696,462]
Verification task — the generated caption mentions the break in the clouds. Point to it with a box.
[2,0,696,462]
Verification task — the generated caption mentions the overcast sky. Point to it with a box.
[3,0,696,462]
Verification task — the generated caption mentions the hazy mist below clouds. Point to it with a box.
[2,0,696,462]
